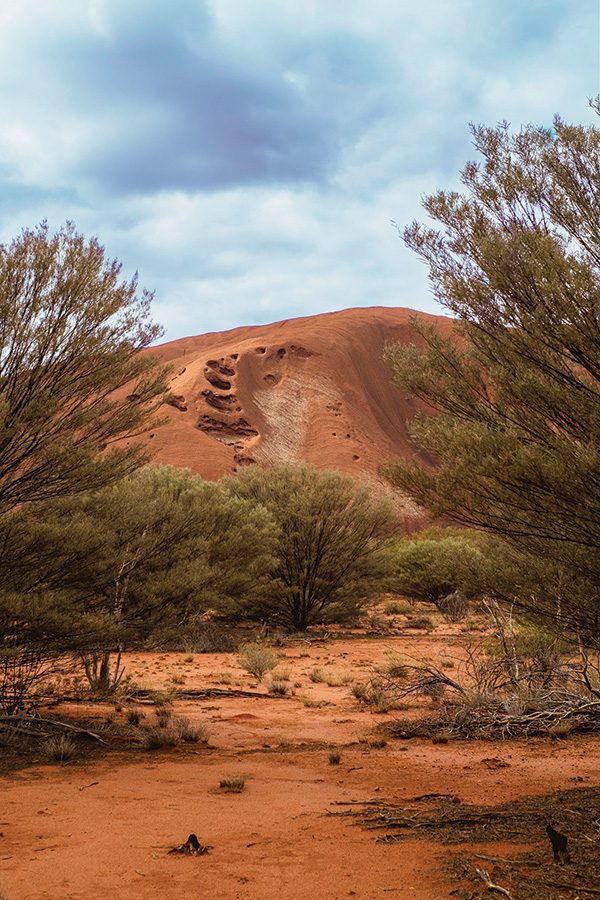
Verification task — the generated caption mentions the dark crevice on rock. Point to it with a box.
[205,372,231,390]
[289,345,315,358]
[197,416,259,438]
[166,394,188,411]
[201,390,241,412]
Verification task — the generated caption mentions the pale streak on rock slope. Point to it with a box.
[132,306,453,511]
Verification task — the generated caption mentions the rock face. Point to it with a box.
[135,306,453,510]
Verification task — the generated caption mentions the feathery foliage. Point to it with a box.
[224,464,397,631]
[0,222,168,510]
[386,109,600,639]
[0,467,275,693]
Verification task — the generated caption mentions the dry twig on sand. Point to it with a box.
[476,868,514,898]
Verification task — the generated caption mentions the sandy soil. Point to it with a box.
[0,630,598,899]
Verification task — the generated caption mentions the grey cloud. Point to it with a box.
[0,164,80,222]
[36,1,391,195]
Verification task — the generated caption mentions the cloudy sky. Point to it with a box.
[0,1,597,341]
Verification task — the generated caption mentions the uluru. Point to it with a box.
[140,306,454,500]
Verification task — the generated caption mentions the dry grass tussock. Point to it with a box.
[44,733,78,762]
[310,667,354,686]
[142,717,209,750]
[219,776,245,793]
[238,642,278,678]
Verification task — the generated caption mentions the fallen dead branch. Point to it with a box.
[0,715,109,745]
[538,882,600,895]
[127,687,278,702]
[356,609,600,740]
[387,692,600,740]
[0,716,109,747]
[476,868,514,898]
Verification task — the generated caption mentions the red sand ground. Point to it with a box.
[0,628,597,899]
[129,306,454,507]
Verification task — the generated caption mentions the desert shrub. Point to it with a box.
[80,650,127,696]
[268,678,291,695]
[238,642,278,678]
[224,464,398,631]
[321,669,354,687]
[302,697,327,708]
[351,682,369,702]
[437,590,470,622]
[384,599,413,615]
[374,652,408,678]
[310,667,351,686]
[328,750,341,765]
[219,776,245,793]
[362,611,389,632]
[126,708,143,726]
[3,467,276,701]
[142,719,206,750]
[142,726,179,750]
[271,667,291,681]
[172,717,209,743]
[45,733,78,762]
[405,616,434,631]
[390,528,490,609]
[351,677,403,712]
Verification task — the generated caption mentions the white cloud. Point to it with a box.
[0,0,596,339]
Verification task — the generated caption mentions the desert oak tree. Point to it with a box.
[386,111,600,639]
[224,464,397,631]
[0,222,168,510]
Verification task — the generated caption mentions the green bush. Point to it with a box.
[224,464,397,631]
[238,642,278,678]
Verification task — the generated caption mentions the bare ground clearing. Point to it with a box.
[0,624,598,899]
